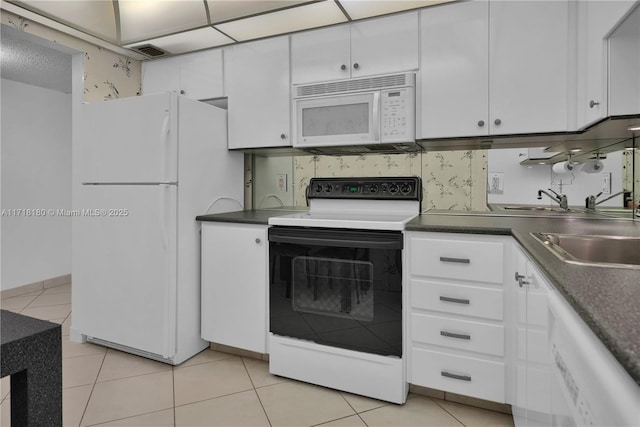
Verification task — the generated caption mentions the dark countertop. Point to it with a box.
[406,212,640,386]
[196,207,305,225]
[196,208,640,386]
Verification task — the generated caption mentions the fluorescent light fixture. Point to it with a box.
[340,0,453,19]
[215,1,347,41]
[627,124,640,131]
[125,27,234,55]
[570,148,582,153]
[206,0,314,24]
[119,0,209,44]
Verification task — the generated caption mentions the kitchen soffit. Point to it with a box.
[3,0,455,58]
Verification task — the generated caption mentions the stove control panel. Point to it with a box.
[308,177,422,201]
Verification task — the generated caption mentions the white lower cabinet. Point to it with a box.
[201,222,267,353]
[407,232,511,404]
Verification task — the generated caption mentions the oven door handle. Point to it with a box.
[268,229,403,250]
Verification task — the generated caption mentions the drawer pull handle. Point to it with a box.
[439,296,470,305]
[441,371,471,382]
[440,330,471,340]
[439,257,470,264]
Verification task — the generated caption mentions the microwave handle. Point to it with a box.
[372,91,380,142]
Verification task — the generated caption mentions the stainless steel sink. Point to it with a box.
[531,233,640,269]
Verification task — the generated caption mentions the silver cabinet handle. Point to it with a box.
[439,296,470,305]
[441,371,471,382]
[280,133,286,139]
[589,100,600,108]
[340,64,347,71]
[180,90,185,95]
[477,120,485,127]
[440,330,471,340]
[515,272,530,287]
[439,257,470,264]
[494,118,502,125]
[353,63,360,69]
[255,238,261,244]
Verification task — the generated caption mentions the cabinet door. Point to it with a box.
[350,12,419,78]
[577,1,638,128]
[179,49,224,100]
[291,24,351,84]
[141,56,180,95]
[201,223,267,353]
[489,1,569,135]
[225,36,291,149]
[419,1,489,138]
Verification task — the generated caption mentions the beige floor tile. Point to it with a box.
[42,283,72,295]
[80,371,173,426]
[28,292,72,308]
[91,408,174,426]
[1,376,10,401]
[1,398,10,426]
[63,353,105,389]
[359,396,464,427]
[63,339,107,359]
[257,381,356,427]
[242,357,288,388]
[174,357,253,406]
[63,385,93,427]
[20,303,71,320]
[175,390,269,426]
[340,391,389,413]
[0,282,43,299]
[316,415,368,427]
[61,316,72,336]
[97,349,172,383]
[178,348,238,368]
[435,399,515,427]
[0,294,39,312]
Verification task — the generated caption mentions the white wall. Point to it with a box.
[487,148,624,207]
[1,79,72,290]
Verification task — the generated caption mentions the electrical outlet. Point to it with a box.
[276,174,288,192]
[601,173,611,195]
[488,172,504,195]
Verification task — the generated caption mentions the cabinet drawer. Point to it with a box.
[411,279,503,320]
[412,313,504,357]
[410,237,504,283]
[411,348,505,403]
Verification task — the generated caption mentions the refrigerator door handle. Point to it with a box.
[160,114,171,182]
[159,184,176,359]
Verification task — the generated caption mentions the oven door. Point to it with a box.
[268,226,403,357]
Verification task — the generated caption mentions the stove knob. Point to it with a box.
[368,184,379,194]
[388,184,399,194]
[325,184,334,193]
[314,184,324,193]
[400,183,412,195]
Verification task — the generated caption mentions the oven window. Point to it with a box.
[269,227,403,357]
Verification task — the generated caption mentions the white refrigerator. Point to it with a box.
[71,92,243,364]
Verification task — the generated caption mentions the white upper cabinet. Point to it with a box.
[608,3,640,117]
[576,1,638,129]
[141,49,224,100]
[419,1,570,139]
[419,1,489,138]
[225,36,291,149]
[291,12,419,84]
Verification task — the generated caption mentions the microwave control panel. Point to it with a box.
[380,88,415,143]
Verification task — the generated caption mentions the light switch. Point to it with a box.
[488,172,504,195]
[276,174,288,192]
[601,172,611,195]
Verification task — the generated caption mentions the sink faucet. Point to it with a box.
[585,190,626,211]
[538,188,569,210]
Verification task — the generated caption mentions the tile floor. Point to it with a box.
[1,284,515,427]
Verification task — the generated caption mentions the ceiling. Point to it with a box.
[3,0,453,58]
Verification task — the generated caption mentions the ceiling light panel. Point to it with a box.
[206,0,314,24]
[339,0,454,20]
[12,0,118,43]
[119,0,209,45]
[125,26,234,54]
[215,1,348,41]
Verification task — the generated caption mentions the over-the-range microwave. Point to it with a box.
[292,72,415,149]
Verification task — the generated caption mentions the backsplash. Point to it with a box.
[623,148,640,206]
[1,10,141,101]
[253,150,488,212]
